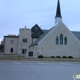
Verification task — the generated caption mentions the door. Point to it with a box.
[22,49,27,54]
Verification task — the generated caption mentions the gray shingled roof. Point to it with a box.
[72,31,80,41]
[42,30,49,33]
[30,30,80,47]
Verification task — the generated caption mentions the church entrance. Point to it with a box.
[22,49,27,54]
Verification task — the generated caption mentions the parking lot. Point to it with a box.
[0,61,80,80]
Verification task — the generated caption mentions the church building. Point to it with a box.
[4,0,80,58]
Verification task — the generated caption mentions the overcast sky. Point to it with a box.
[0,0,80,41]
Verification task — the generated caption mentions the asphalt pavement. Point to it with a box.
[0,61,80,80]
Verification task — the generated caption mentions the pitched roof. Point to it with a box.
[30,27,54,47]
[72,31,80,41]
[42,30,49,33]
[31,24,43,38]
[30,23,80,47]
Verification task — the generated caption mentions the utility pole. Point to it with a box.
[18,50,21,60]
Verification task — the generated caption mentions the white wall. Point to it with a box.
[4,37,19,54]
[18,28,32,54]
[38,22,80,58]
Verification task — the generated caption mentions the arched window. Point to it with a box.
[10,48,13,53]
[64,37,67,45]
[56,36,59,45]
[60,34,63,45]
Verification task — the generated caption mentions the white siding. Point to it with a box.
[4,37,19,54]
[37,22,80,58]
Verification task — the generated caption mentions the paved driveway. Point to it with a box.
[0,61,80,80]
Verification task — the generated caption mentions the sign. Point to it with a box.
[39,50,42,55]
[18,50,21,54]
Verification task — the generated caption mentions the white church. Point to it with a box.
[4,0,80,58]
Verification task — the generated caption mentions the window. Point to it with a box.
[10,48,13,53]
[60,34,63,45]
[23,39,27,42]
[56,36,59,45]
[56,34,67,45]
[28,52,33,57]
[64,37,67,45]
[10,40,14,44]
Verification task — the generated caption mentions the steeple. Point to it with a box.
[55,0,62,18]
[55,0,62,25]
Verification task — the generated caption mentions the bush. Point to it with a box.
[56,56,61,58]
[38,55,44,58]
[51,56,55,58]
[62,56,67,58]
[68,56,73,58]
